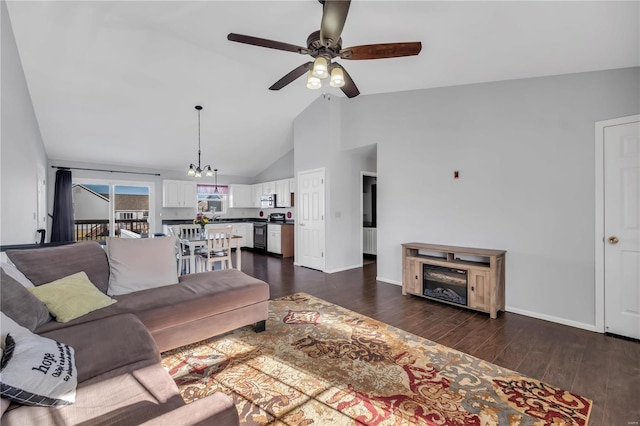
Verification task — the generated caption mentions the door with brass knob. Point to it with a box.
[603,119,639,340]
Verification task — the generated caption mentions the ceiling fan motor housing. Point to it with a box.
[307,30,342,57]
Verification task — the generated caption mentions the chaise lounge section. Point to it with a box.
[1,238,270,424]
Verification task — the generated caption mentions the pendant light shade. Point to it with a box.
[186,105,213,178]
[330,66,345,88]
[306,72,322,90]
[312,56,329,79]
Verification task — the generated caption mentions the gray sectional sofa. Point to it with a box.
[1,240,270,425]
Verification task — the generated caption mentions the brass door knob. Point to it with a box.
[608,236,619,244]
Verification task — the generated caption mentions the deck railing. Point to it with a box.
[75,219,149,241]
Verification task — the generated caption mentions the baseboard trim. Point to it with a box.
[324,264,362,274]
[377,277,402,286]
[505,306,598,332]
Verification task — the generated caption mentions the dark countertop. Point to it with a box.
[161,218,294,225]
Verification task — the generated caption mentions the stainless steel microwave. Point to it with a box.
[260,194,276,208]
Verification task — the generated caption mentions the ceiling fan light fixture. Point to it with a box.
[330,66,345,88]
[312,56,328,79]
[306,72,322,90]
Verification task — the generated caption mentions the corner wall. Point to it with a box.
[0,1,48,245]
[340,67,640,328]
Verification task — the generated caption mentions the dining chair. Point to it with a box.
[198,224,233,272]
[175,224,203,275]
[179,224,202,240]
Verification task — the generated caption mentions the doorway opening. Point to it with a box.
[362,172,377,265]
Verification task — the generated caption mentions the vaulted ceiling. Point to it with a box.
[6,1,639,177]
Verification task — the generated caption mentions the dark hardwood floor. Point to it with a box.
[238,250,639,426]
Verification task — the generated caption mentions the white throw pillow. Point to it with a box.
[0,314,77,407]
[106,236,179,296]
[1,262,34,288]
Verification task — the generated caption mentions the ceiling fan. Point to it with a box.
[227,0,422,98]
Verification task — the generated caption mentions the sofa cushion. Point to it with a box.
[0,331,77,407]
[33,269,269,337]
[0,269,50,331]
[1,364,185,426]
[0,398,8,417]
[106,236,179,296]
[6,242,110,294]
[41,314,159,383]
[123,269,270,332]
[28,272,117,323]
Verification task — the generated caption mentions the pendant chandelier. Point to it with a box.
[187,105,213,178]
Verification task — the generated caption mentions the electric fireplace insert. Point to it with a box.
[423,264,468,306]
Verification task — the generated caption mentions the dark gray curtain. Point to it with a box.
[51,169,74,242]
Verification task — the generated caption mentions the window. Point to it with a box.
[72,181,153,240]
[197,184,228,215]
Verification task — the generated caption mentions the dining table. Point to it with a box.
[180,234,244,273]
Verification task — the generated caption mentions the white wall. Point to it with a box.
[0,2,48,245]
[253,149,294,183]
[294,95,378,272]
[337,67,640,328]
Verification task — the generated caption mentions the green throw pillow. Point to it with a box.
[28,272,116,323]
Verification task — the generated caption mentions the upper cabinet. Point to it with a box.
[262,181,276,195]
[251,184,263,208]
[163,180,197,208]
[228,184,253,208]
[275,179,291,207]
[227,178,295,209]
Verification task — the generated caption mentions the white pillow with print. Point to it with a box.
[0,314,77,407]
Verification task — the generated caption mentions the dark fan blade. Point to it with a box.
[269,62,313,91]
[320,0,351,47]
[338,65,359,98]
[340,42,422,60]
[227,33,305,54]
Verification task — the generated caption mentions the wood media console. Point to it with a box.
[402,243,506,319]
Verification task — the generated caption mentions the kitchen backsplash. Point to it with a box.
[164,207,294,221]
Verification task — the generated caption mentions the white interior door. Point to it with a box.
[297,169,325,271]
[604,120,640,339]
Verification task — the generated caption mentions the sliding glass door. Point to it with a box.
[72,179,153,241]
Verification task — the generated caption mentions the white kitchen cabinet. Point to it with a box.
[289,178,296,193]
[244,223,254,248]
[262,181,276,195]
[251,184,263,207]
[275,179,291,207]
[363,227,377,255]
[228,184,252,208]
[267,224,282,254]
[232,222,254,248]
[163,180,197,208]
[232,223,245,245]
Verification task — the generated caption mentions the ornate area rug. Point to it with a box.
[161,293,592,425]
